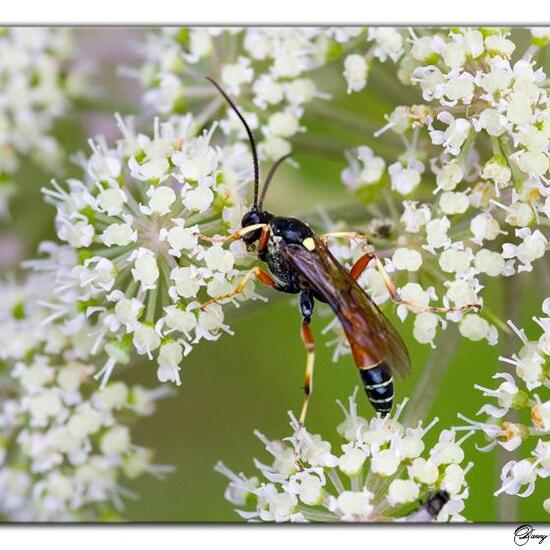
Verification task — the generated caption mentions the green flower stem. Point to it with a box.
[145,286,158,324]
[403,327,460,428]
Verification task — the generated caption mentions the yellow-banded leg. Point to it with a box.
[321,231,371,247]
[299,321,315,426]
[326,233,481,314]
[198,223,269,245]
[199,266,276,310]
[372,256,481,314]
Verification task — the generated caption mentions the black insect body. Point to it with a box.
[203,76,479,425]
[404,491,450,522]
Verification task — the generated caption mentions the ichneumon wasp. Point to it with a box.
[199,76,481,425]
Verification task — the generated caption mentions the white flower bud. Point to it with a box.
[470,213,501,242]
[296,474,324,506]
[205,245,235,273]
[459,314,492,342]
[148,185,176,215]
[481,157,511,188]
[262,135,291,160]
[100,425,131,455]
[485,34,515,57]
[164,306,197,334]
[61,220,95,248]
[439,248,471,274]
[181,185,214,213]
[338,447,367,476]
[198,304,225,332]
[392,248,422,272]
[446,279,477,308]
[335,491,373,517]
[516,151,549,177]
[389,160,423,195]
[92,382,129,411]
[387,479,420,506]
[131,248,159,288]
[158,341,183,371]
[96,187,127,216]
[171,266,201,298]
[408,457,439,484]
[343,54,367,93]
[67,404,103,438]
[444,74,475,104]
[436,161,463,191]
[115,298,144,327]
[413,312,439,344]
[425,217,451,249]
[267,112,299,137]
[133,324,161,355]
[505,202,535,227]
[370,448,400,476]
[28,390,63,424]
[101,222,136,247]
[477,108,506,137]
[441,463,466,495]
[474,249,504,276]
[221,57,253,93]
[439,191,469,215]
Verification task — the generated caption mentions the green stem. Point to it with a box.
[403,327,460,428]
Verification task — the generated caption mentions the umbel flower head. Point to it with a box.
[327,27,550,352]
[0,27,87,216]
[0,276,173,521]
[456,296,550,512]
[35,113,263,388]
[132,27,339,160]
[216,390,472,522]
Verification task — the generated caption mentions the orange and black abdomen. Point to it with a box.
[281,237,410,418]
[358,362,394,416]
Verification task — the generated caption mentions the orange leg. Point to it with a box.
[349,251,376,281]
[299,322,315,426]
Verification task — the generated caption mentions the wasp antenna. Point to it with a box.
[204,76,260,208]
[259,152,292,209]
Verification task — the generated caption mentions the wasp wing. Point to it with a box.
[281,237,410,378]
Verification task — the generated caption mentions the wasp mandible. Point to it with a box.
[201,76,481,425]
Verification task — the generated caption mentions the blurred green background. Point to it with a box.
[3,27,550,523]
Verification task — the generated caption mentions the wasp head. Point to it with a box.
[241,208,272,248]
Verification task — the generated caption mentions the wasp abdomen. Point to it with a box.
[359,363,394,416]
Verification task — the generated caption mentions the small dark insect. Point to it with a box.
[202,76,480,425]
[404,491,450,522]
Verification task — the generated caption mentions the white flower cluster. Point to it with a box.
[35,113,261,388]
[0,27,87,216]
[216,391,472,522]
[456,297,550,512]
[334,28,550,348]
[0,275,172,521]
[134,27,339,160]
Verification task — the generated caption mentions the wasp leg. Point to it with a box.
[298,290,315,426]
[349,251,376,281]
[320,231,371,246]
[299,321,315,426]
[199,266,276,310]
[197,223,270,245]
[372,257,481,314]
